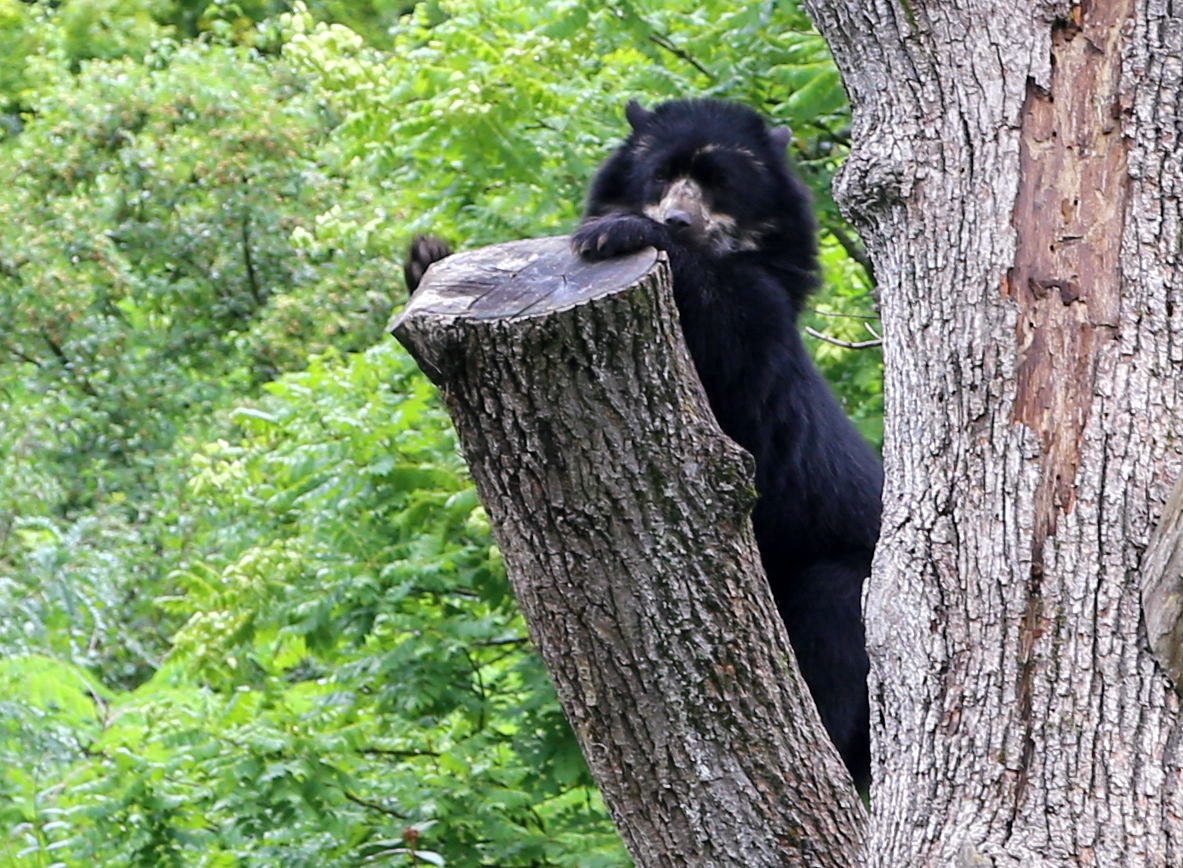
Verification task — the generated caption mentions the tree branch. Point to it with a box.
[358,747,441,759]
[241,214,264,309]
[805,326,882,349]
[341,788,410,819]
[41,329,100,398]
[3,341,44,368]
[647,33,715,80]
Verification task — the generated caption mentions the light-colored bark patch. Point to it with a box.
[1006,0,1130,554]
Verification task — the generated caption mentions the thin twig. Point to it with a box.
[647,33,715,80]
[804,326,882,350]
[241,214,264,308]
[342,788,410,819]
[41,329,101,397]
[474,636,530,648]
[3,342,44,368]
[359,747,441,759]
[808,308,879,320]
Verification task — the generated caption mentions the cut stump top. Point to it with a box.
[390,235,661,328]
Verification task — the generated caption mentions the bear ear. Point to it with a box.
[625,99,653,131]
[769,125,793,153]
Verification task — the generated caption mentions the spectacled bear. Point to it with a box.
[401,99,882,790]
[572,99,882,792]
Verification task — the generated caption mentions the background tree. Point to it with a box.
[801,0,1183,864]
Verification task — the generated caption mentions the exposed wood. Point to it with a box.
[1003,0,1131,826]
[392,236,866,868]
[1142,472,1183,695]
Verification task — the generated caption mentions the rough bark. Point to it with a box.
[391,236,865,868]
[1142,473,1183,695]
[800,0,1183,864]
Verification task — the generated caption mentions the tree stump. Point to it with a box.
[391,235,865,868]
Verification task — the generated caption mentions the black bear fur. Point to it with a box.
[404,234,452,294]
[572,98,882,791]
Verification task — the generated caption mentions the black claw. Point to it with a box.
[404,234,452,294]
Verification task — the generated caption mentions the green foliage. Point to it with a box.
[0,21,410,702]
[0,0,41,113]
[807,236,883,447]
[0,0,880,865]
[3,347,623,867]
[279,0,851,247]
[56,0,172,64]
[278,0,879,442]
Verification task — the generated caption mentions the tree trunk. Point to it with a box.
[392,236,866,868]
[801,0,1183,863]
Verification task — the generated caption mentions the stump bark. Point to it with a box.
[391,235,865,868]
